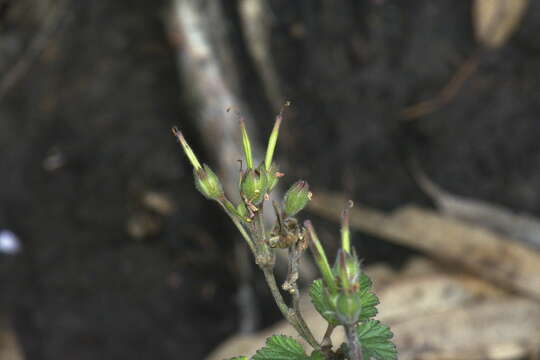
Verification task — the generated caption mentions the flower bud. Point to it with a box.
[334,249,362,293]
[240,169,268,205]
[194,164,224,200]
[261,163,282,194]
[283,180,311,217]
[336,292,362,325]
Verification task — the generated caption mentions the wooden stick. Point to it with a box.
[308,191,540,301]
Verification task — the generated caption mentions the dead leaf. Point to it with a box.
[473,0,529,48]
[206,263,533,360]
[0,316,24,360]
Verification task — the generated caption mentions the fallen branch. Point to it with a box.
[411,161,540,249]
[0,314,24,360]
[308,191,540,301]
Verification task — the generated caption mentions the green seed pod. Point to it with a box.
[194,164,224,200]
[237,202,249,220]
[263,163,281,193]
[264,112,283,170]
[336,292,362,325]
[305,220,338,294]
[283,180,311,217]
[334,249,362,293]
[240,169,268,205]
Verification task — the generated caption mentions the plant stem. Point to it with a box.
[345,324,363,360]
[256,203,266,237]
[261,266,320,350]
[219,202,256,255]
[321,324,335,348]
[253,207,320,350]
[231,217,256,254]
[248,205,262,248]
[227,201,320,350]
[287,248,318,350]
[291,287,319,350]
[253,206,271,259]
[261,266,293,320]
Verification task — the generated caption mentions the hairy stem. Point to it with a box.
[249,207,271,262]
[321,323,335,348]
[286,247,318,349]
[261,266,293,320]
[346,324,363,360]
[231,217,256,254]
[261,266,319,349]
[219,202,256,255]
[290,285,319,349]
[254,208,319,350]
[255,207,270,256]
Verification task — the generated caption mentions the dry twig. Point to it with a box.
[308,191,540,301]
[0,0,69,101]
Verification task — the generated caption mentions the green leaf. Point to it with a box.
[359,272,372,291]
[226,357,248,360]
[252,335,309,360]
[309,279,338,325]
[309,350,325,360]
[357,320,397,360]
[358,273,379,320]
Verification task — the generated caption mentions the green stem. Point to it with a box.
[218,202,256,255]
[231,216,256,255]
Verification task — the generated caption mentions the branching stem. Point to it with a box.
[321,323,335,348]
[252,208,319,350]
[261,266,320,350]
[221,196,321,350]
[285,247,317,350]
[219,202,256,255]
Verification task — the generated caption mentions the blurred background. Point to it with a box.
[1,0,540,359]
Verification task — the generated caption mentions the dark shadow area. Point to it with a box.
[1,0,540,358]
